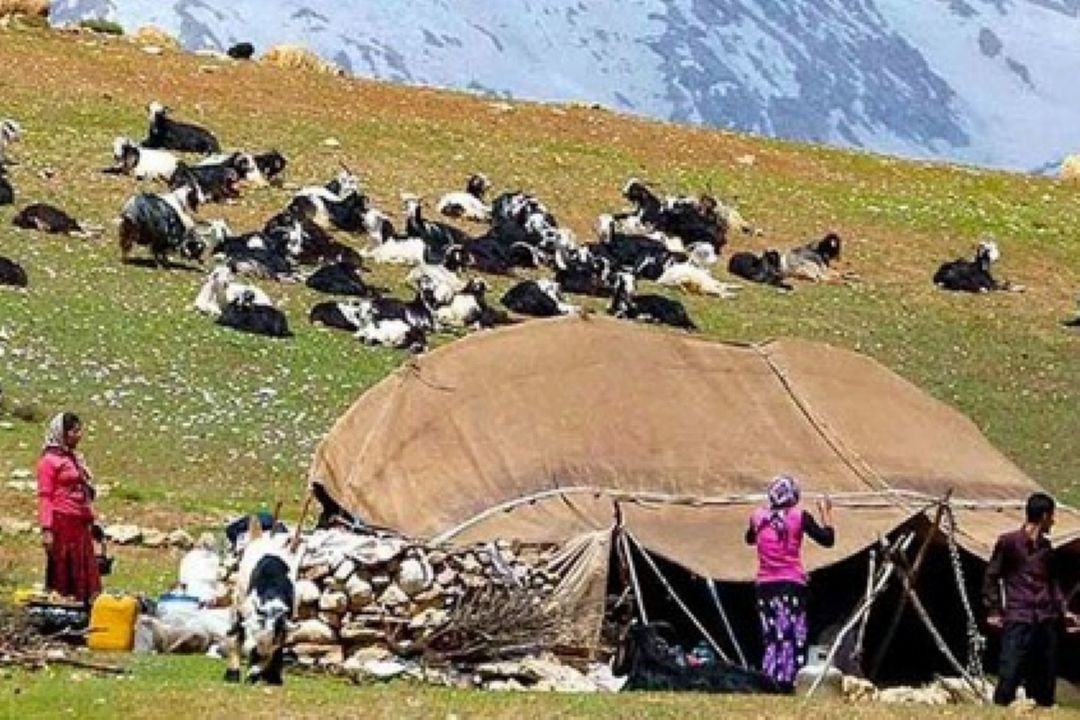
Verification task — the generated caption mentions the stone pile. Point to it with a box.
[841,675,994,705]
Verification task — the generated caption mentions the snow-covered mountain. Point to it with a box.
[50,0,1080,171]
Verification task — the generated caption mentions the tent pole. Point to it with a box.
[868,490,952,680]
[706,577,748,668]
[617,528,649,625]
[625,531,733,665]
[805,532,913,699]
[851,547,878,668]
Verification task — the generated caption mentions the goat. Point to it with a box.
[205,220,293,279]
[119,184,206,266]
[781,232,846,283]
[402,194,470,257]
[0,163,12,206]
[309,299,367,332]
[0,256,28,288]
[290,170,367,232]
[0,119,22,165]
[652,254,740,298]
[727,250,793,291]
[216,292,291,338]
[554,246,613,298]
[608,272,697,330]
[595,214,671,273]
[933,239,1011,293]
[104,137,179,182]
[144,102,221,154]
[192,264,274,317]
[252,151,287,186]
[436,173,492,222]
[170,158,243,203]
[355,316,428,352]
[12,203,83,234]
[351,276,442,350]
[406,254,466,307]
[227,42,255,60]
[224,527,302,685]
[305,262,377,297]
[501,279,578,317]
[360,209,427,266]
[435,278,510,329]
[265,213,362,267]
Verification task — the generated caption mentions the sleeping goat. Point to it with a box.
[105,137,179,182]
[436,173,492,223]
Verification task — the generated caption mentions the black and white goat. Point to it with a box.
[143,102,221,154]
[781,232,845,283]
[0,163,13,206]
[171,156,246,203]
[290,170,367,232]
[216,292,291,338]
[608,272,697,330]
[435,278,511,329]
[933,239,1012,293]
[402,194,470,261]
[119,184,206,266]
[727,250,793,291]
[0,119,22,165]
[360,209,427,266]
[204,220,293,279]
[224,527,302,685]
[641,247,741,298]
[305,262,378,297]
[12,204,84,234]
[192,264,274,317]
[0,256,28,288]
[252,151,287,186]
[436,173,492,222]
[351,276,441,351]
[105,137,179,182]
[309,299,367,333]
[406,250,467,307]
[501,279,578,317]
[554,246,614,298]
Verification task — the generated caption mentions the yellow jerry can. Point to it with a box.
[87,593,139,652]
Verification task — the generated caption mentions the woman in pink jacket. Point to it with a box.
[37,412,101,604]
[745,474,835,692]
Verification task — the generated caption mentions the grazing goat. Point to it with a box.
[309,300,367,332]
[305,262,377,297]
[501,279,578,317]
[227,42,255,60]
[0,256,28,288]
[0,163,13,206]
[192,264,274,317]
[216,292,291,338]
[609,272,697,330]
[0,119,22,164]
[225,527,302,685]
[782,232,844,283]
[105,137,179,182]
[727,250,793,291]
[933,239,1010,293]
[144,102,221,154]
[12,204,83,234]
[437,173,492,222]
[119,184,206,266]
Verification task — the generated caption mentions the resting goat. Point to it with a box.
[0,163,13,206]
[0,256,28,288]
[290,170,367,232]
[105,137,179,182]
[435,278,511,329]
[436,173,492,222]
[933,239,1020,293]
[216,292,291,338]
[305,262,378,297]
[144,102,221,154]
[309,299,367,333]
[12,204,84,235]
[781,232,846,283]
[727,250,793,291]
[609,272,696,330]
[205,220,293,279]
[0,119,22,165]
[192,264,274,317]
[501,279,578,318]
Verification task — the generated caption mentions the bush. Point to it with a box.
[78,17,124,35]
[0,0,50,20]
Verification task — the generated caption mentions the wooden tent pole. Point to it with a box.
[616,526,649,625]
[869,489,952,680]
[805,532,913,699]
[706,577,749,668]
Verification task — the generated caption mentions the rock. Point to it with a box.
[296,579,321,605]
[141,529,167,548]
[339,624,386,643]
[841,675,877,702]
[318,591,347,613]
[408,608,448,630]
[436,568,457,587]
[288,619,335,645]
[333,559,356,582]
[166,529,193,549]
[141,45,164,56]
[293,643,343,665]
[322,137,341,147]
[351,537,407,566]
[521,657,597,692]
[9,469,32,480]
[345,575,373,609]
[486,679,527,692]
[378,584,409,607]
[397,557,432,596]
[877,685,950,705]
[105,524,142,545]
[345,655,408,681]
[301,562,332,581]
[0,517,32,535]
[736,154,757,166]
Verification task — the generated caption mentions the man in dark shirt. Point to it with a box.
[983,492,1078,707]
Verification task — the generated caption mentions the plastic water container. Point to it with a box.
[156,592,201,620]
[88,593,139,652]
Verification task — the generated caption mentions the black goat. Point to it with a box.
[0,164,13,206]
[727,250,793,291]
[309,300,365,332]
[171,160,242,203]
[305,262,377,297]
[143,102,221,154]
[253,151,287,185]
[501,279,577,317]
[227,42,255,60]
[0,256,28,287]
[933,240,1003,293]
[216,293,291,338]
[12,204,82,234]
[609,272,696,330]
[402,195,470,256]
[554,247,613,297]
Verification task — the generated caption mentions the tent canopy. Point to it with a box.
[309,316,1079,581]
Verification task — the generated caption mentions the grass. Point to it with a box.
[0,22,1077,717]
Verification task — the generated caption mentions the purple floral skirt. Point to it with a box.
[756,581,808,692]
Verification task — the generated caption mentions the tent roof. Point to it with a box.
[309,316,1080,580]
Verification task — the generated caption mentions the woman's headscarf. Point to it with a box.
[760,473,801,540]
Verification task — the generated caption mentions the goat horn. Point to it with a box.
[339,161,355,176]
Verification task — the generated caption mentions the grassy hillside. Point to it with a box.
[0,24,1077,592]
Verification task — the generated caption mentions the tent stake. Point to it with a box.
[869,490,952,679]
[805,531,913,700]
[625,531,733,666]
[706,577,748,668]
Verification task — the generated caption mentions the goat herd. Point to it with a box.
[0,104,1078,352]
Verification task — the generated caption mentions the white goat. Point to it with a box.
[192,264,274,317]
[112,137,179,182]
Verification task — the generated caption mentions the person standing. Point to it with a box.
[745,474,835,692]
[984,492,1078,707]
[36,412,101,604]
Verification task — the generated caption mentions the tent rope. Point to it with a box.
[706,578,748,668]
[617,530,649,625]
[624,530,734,666]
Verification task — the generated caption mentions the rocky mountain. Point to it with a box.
[49,0,1080,171]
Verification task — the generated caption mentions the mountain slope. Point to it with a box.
[50,0,1080,171]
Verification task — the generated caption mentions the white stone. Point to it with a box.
[378,584,409,607]
[397,557,432,596]
[345,575,374,607]
[296,579,321,606]
[288,619,335,645]
[166,529,193,549]
[318,591,347,613]
[0,517,33,535]
[105,524,142,545]
[142,529,167,548]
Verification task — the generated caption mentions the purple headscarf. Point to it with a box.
[760,474,801,540]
